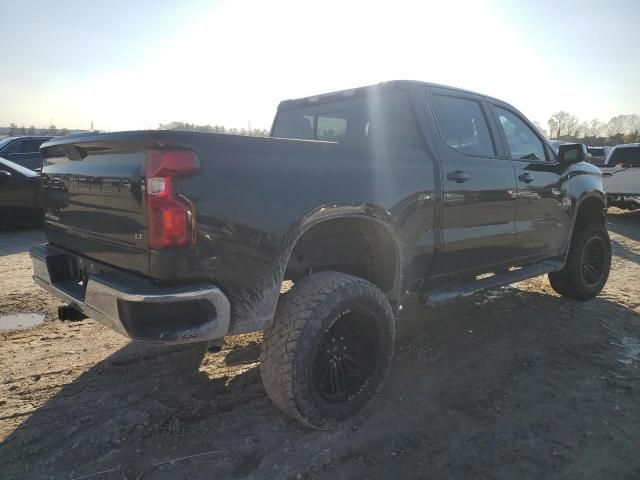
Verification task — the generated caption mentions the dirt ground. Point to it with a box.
[1,210,639,480]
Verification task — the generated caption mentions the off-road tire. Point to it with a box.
[260,271,395,429]
[548,222,611,300]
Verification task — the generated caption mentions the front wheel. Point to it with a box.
[260,272,396,429]
[548,223,611,300]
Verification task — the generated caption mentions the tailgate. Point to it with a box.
[41,135,150,275]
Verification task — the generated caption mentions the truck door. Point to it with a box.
[490,105,571,259]
[425,89,518,276]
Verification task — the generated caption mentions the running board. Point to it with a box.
[423,261,563,306]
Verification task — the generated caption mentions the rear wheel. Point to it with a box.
[260,271,395,429]
[548,223,611,300]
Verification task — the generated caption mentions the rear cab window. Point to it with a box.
[271,91,421,149]
[316,113,348,142]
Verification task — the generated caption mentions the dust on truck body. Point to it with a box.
[31,81,611,428]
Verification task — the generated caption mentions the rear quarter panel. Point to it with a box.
[177,134,437,333]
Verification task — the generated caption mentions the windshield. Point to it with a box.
[0,137,14,150]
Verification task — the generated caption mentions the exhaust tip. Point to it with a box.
[207,338,224,353]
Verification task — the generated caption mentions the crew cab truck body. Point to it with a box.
[32,81,611,428]
[600,143,640,210]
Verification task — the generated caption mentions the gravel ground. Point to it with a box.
[1,210,639,480]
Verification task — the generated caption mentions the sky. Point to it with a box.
[1,0,639,132]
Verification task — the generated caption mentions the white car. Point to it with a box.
[601,143,640,209]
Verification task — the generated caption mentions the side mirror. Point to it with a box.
[558,143,589,164]
[0,170,12,185]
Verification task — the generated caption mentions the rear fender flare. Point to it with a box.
[227,205,405,335]
[277,204,406,301]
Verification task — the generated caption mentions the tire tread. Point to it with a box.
[259,271,394,427]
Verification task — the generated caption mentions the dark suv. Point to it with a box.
[0,136,52,170]
[587,146,611,166]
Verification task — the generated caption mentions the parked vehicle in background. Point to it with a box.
[587,146,611,166]
[0,136,52,171]
[601,143,640,209]
[0,156,43,228]
[549,139,570,152]
[30,81,611,428]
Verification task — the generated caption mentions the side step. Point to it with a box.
[423,261,562,306]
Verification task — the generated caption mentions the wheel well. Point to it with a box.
[575,197,606,230]
[284,217,398,293]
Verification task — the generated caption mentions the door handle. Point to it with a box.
[518,173,534,183]
[447,171,470,183]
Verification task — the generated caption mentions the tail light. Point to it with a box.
[145,150,200,249]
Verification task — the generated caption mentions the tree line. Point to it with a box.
[1,121,271,138]
[535,112,640,146]
[5,113,639,147]
[158,121,269,137]
[159,115,639,147]
[1,123,74,136]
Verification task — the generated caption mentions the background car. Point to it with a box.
[0,156,43,228]
[0,136,52,170]
[587,146,612,165]
[600,143,640,209]
[605,143,640,167]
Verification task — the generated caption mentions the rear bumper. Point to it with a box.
[30,243,230,344]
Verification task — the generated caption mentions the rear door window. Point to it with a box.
[430,94,495,157]
[494,107,547,162]
[23,139,45,153]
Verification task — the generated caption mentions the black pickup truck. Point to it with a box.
[31,81,610,428]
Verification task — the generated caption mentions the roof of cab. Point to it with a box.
[1,135,53,141]
[276,80,509,111]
